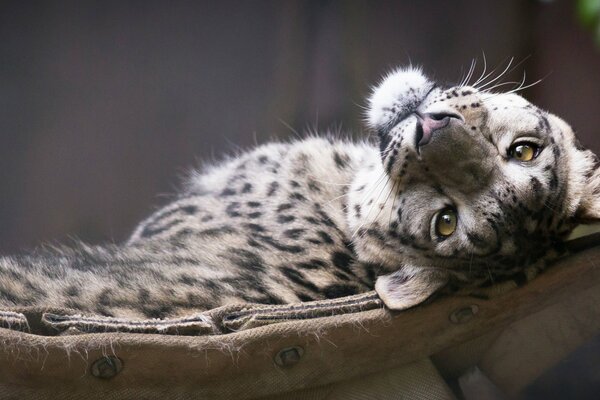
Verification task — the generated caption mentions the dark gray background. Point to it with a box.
[1,0,599,253]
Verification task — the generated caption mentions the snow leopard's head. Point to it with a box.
[349,66,600,309]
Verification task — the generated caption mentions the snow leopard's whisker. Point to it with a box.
[464,58,477,86]
[457,66,467,89]
[470,52,488,87]
[480,74,524,101]
[475,57,515,91]
[459,58,476,87]
[474,54,532,91]
[478,56,516,90]
[457,62,467,87]
[483,70,527,94]
[503,77,544,95]
[357,170,389,209]
[351,174,391,239]
[480,80,522,93]
[479,56,530,92]
[311,178,353,187]
[323,191,352,207]
[353,173,389,235]
[471,56,510,89]
[380,178,399,234]
[499,55,532,86]
[388,178,401,229]
[465,58,486,85]
[366,175,398,232]
[480,74,543,103]
[350,170,388,235]
[481,78,545,103]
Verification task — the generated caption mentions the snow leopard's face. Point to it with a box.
[350,67,600,309]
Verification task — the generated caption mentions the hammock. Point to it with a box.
[1,230,599,399]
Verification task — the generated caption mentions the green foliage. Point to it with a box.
[577,0,600,44]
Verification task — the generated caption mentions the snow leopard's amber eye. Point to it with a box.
[509,142,540,162]
[435,208,457,237]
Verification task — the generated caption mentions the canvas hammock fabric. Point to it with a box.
[0,233,599,399]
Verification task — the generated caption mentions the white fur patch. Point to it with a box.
[367,67,434,131]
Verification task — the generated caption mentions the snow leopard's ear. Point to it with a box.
[366,67,435,140]
[548,114,600,224]
[575,153,600,223]
[375,265,448,310]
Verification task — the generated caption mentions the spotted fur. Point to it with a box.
[0,67,598,318]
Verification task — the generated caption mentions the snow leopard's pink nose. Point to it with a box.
[415,112,460,148]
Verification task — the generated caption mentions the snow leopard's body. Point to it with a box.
[2,139,382,319]
[1,67,599,318]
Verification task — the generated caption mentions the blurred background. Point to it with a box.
[0,1,599,397]
[1,0,599,253]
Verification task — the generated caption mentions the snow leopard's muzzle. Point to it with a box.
[367,72,495,194]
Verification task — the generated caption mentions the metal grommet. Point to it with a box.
[91,356,123,379]
[274,346,304,367]
[449,304,479,324]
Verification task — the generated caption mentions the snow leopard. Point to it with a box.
[0,66,598,319]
